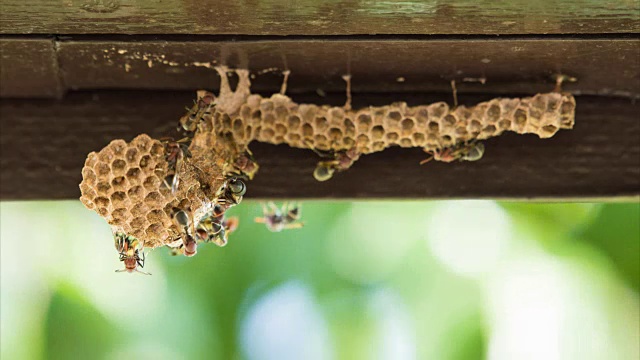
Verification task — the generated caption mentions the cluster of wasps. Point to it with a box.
[114,91,303,275]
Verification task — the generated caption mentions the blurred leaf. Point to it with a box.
[446,314,486,360]
[577,203,640,291]
[500,203,601,235]
[44,282,117,360]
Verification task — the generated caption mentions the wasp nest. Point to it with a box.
[207,67,575,155]
[79,134,230,248]
[79,66,576,251]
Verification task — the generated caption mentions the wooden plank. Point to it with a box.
[54,38,640,97]
[1,91,638,200]
[0,38,63,98]
[1,0,638,35]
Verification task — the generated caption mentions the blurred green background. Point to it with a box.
[1,200,638,360]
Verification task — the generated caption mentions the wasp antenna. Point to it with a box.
[135,269,152,275]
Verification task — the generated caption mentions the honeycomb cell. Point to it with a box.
[111,208,128,222]
[275,105,289,119]
[442,115,457,127]
[111,176,127,191]
[96,181,111,194]
[498,119,511,130]
[261,128,275,140]
[315,117,329,132]
[328,128,343,141]
[412,133,425,145]
[125,148,139,163]
[143,176,161,191]
[483,125,497,135]
[125,185,143,203]
[514,109,528,127]
[399,138,413,147]
[95,163,111,177]
[111,159,127,175]
[401,118,415,135]
[386,132,399,142]
[302,123,314,137]
[486,104,501,122]
[93,195,110,207]
[263,113,276,126]
[147,209,165,223]
[357,114,372,132]
[139,155,152,170]
[371,125,384,140]
[275,124,288,136]
[260,100,274,112]
[288,115,301,129]
[150,143,164,157]
[110,191,127,207]
[82,168,96,185]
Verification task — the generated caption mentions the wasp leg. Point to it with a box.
[283,223,305,230]
[419,151,435,165]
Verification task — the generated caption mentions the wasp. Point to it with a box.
[194,203,239,247]
[171,209,199,257]
[231,149,259,180]
[179,91,216,134]
[420,141,485,165]
[161,137,192,194]
[215,176,247,210]
[114,232,150,274]
[312,147,361,182]
[255,202,304,232]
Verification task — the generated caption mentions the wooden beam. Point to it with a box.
[0,38,63,98]
[0,37,637,99]
[1,0,638,35]
[1,91,638,200]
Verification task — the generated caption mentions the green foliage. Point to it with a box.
[44,282,117,360]
[578,203,640,291]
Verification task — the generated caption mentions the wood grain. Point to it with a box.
[0,38,63,98]
[56,38,640,98]
[1,0,638,35]
[1,91,638,200]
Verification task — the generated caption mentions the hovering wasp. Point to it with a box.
[179,90,216,134]
[161,137,192,194]
[216,176,247,210]
[420,141,485,165]
[255,202,304,232]
[312,147,361,182]
[114,232,150,275]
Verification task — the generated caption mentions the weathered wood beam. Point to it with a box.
[0,38,63,98]
[1,0,638,35]
[1,37,638,99]
[1,91,638,200]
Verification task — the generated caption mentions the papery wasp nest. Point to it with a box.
[79,66,576,272]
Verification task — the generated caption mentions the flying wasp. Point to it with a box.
[420,141,485,165]
[255,202,304,232]
[114,232,150,275]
